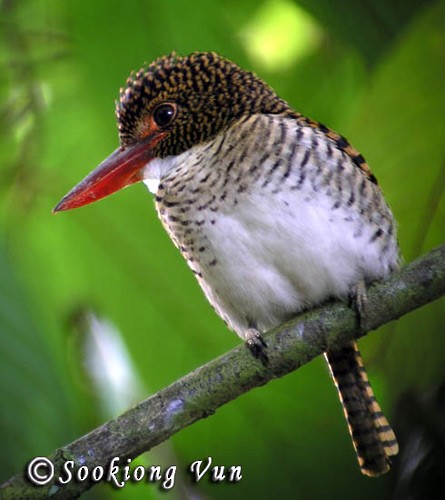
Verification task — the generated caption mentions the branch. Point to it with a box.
[2,244,445,499]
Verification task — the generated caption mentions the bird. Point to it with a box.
[54,51,399,476]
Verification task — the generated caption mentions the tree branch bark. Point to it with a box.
[2,244,445,499]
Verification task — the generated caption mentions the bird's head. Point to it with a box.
[53,51,292,212]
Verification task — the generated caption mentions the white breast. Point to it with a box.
[197,192,385,336]
[142,115,399,339]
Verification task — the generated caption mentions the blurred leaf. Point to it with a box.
[0,241,74,482]
[294,0,435,65]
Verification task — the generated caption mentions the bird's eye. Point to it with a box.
[153,103,177,128]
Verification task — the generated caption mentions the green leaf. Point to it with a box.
[0,242,76,482]
[294,0,435,65]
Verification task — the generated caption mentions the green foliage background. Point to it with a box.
[1,0,444,498]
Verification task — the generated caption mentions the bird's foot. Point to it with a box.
[351,280,368,328]
[245,328,269,366]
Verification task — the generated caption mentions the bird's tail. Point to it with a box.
[325,341,398,476]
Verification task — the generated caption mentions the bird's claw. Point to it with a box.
[351,280,368,328]
[245,328,269,365]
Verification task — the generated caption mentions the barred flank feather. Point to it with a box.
[325,341,398,476]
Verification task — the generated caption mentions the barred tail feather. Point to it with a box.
[325,341,398,476]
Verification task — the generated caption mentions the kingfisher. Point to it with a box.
[54,51,399,476]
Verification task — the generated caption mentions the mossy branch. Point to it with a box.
[2,244,445,499]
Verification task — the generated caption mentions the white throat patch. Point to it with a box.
[141,151,191,194]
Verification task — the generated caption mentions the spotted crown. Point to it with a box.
[115,51,293,157]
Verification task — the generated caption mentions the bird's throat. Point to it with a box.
[141,157,175,193]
